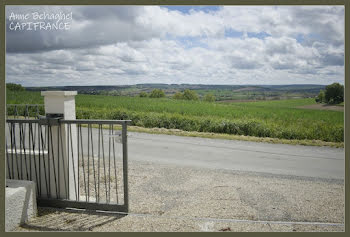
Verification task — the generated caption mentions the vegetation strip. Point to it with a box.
[5,116,341,148]
[125,126,344,148]
[7,90,344,144]
[77,124,343,148]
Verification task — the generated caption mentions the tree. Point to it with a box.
[139,92,148,97]
[182,89,199,100]
[315,90,325,103]
[324,83,344,104]
[149,89,165,98]
[173,91,183,100]
[203,93,216,102]
[6,83,25,91]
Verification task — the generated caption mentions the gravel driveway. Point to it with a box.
[15,160,344,232]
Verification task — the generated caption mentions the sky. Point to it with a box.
[5,5,344,86]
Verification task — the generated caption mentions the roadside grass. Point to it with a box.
[86,124,344,148]
[125,126,344,148]
[128,126,344,148]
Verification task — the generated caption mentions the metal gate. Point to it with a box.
[6,115,130,212]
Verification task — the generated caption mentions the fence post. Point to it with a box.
[41,91,78,200]
[122,122,129,211]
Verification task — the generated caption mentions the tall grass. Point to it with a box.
[6,91,344,142]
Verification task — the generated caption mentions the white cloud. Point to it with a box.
[6,5,344,86]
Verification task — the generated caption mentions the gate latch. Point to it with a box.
[38,113,64,126]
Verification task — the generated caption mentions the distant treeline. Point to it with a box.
[23,84,326,101]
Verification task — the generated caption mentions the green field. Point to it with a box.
[6,90,344,143]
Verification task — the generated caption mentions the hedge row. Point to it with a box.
[76,107,343,143]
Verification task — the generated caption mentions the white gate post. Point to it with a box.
[41,91,78,200]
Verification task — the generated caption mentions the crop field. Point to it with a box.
[6,90,344,143]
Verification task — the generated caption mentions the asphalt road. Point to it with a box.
[5,124,344,180]
[127,132,344,180]
[8,125,345,231]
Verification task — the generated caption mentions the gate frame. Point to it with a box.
[6,118,130,213]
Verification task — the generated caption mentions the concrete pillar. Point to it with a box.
[41,91,78,200]
[42,91,77,120]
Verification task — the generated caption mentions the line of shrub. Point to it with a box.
[76,107,343,143]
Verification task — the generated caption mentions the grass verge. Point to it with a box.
[125,126,344,148]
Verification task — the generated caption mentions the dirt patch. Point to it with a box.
[297,104,344,112]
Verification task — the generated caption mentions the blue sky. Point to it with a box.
[5,5,344,86]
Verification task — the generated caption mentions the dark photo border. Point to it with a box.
[0,0,348,235]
